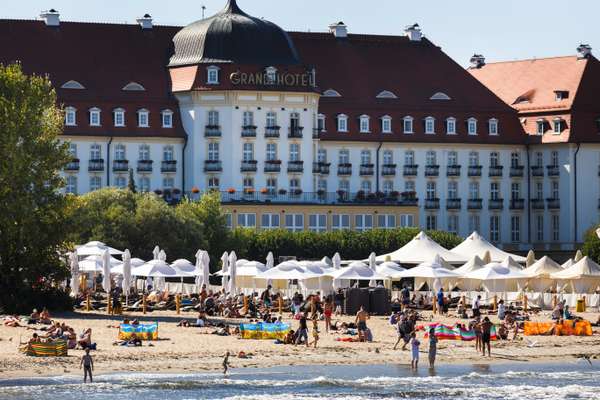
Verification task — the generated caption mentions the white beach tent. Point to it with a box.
[171,258,199,277]
[551,256,600,293]
[111,257,145,275]
[257,260,320,290]
[453,255,486,291]
[232,260,268,289]
[396,255,461,292]
[376,231,467,264]
[375,261,406,280]
[464,262,527,292]
[522,256,562,292]
[76,241,124,257]
[132,259,177,278]
[501,256,525,271]
[450,232,527,263]
[79,254,120,273]
[328,261,387,291]
[298,261,333,292]
[561,259,574,270]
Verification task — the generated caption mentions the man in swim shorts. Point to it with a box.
[355,306,370,342]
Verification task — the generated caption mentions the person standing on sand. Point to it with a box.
[310,318,319,348]
[436,288,445,316]
[481,317,492,357]
[428,326,438,369]
[410,332,420,369]
[295,313,309,346]
[223,351,231,374]
[355,306,370,342]
[323,298,333,333]
[80,348,94,383]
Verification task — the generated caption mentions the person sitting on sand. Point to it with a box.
[563,305,573,320]
[28,309,40,324]
[3,315,22,327]
[28,333,41,344]
[283,329,295,345]
[497,323,509,340]
[39,308,52,324]
[78,328,93,349]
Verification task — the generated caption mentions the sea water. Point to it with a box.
[0,362,599,399]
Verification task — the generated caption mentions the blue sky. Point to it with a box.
[4,0,595,66]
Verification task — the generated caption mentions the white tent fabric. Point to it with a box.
[79,254,120,272]
[396,255,460,291]
[258,260,319,281]
[328,261,387,282]
[111,257,144,275]
[465,263,527,292]
[194,251,205,289]
[158,250,167,262]
[69,252,80,297]
[561,259,574,270]
[453,255,485,291]
[450,232,527,263]
[152,246,160,260]
[228,251,237,295]
[297,261,332,292]
[220,252,229,292]
[266,252,274,269]
[368,252,378,287]
[332,253,342,270]
[172,258,199,277]
[121,249,132,293]
[522,256,562,292]
[102,249,112,292]
[551,256,600,293]
[229,261,268,289]
[76,241,123,257]
[377,231,467,264]
[375,261,406,279]
[501,256,524,271]
[133,259,177,278]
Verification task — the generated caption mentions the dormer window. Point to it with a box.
[61,80,85,90]
[467,118,478,135]
[376,90,398,99]
[65,107,77,126]
[161,110,173,128]
[489,118,499,135]
[554,91,569,101]
[359,115,370,133]
[323,89,341,97]
[122,82,146,91]
[381,116,392,133]
[430,92,451,101]
[536,119,546,135]
[138,109,149,128]
[337,114,348,132]
[553,118,563,134]
[425,116,435,134]
[114,108,125,127]
[403,116,414,134]
[207,66,220,85]
[265,67,277,84]
[317,114,326,132]
[446,117,456,135]
[89,107,101,127]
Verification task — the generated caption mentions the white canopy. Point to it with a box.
[121,249,133,293]
[377,231,467,264]
[454,255,485,275]
[465,262,527,292]
[132,259,177,278]
[257,261,319,281]
[76,241,123,256]
[266,252,275,269]
[397,255,460,279]
[171,258,199,277]
[500,256,524,271]
[328,261,386,281]
[561,258,575,270]
[79,254,120,272]
[220,251,229,292]
[451,231,527,263]
[375,261,406,279]
[551,256,600,294]
[111,257,145,275]
[69,252,80,297]
[102,250,112,292]
[227,251,238,295]
[522,256,562,293]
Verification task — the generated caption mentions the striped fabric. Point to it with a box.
[21,340,68,357]
[424,324,497,341]
[118,323,159,340]
[240,323,290,340]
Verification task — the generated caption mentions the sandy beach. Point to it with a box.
[1,309,600,380]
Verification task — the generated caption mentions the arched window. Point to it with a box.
[467,117,478,135]
[337,114,348,132]
[161,110,173,128]
[376,90,398,99]
[137,109,149,127]
[430,92,451,100]
[425,116,436,134]
[65,107,77,126]
[61,80,85,90]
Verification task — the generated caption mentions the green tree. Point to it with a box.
[582,226,600,263]
[128,168,136,193]
[0,63,72,312]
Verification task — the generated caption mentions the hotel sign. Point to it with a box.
[230,71,315,88]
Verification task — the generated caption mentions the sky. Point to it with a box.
[4,0,596,66]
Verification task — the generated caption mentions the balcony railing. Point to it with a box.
[359,164,374,176]
[312,128,322,139]
[137,160,153,173]
[241,125,257,138]
[468,165,482,177]
[287,160,304,173]
[204,160,222,172]
[509,198,525,210]
[547,198,560,209]
[312,162,330,175]
[446,198,462,210]
[88,159,105,172]
[424,198,440,210]
[113,160,129,172]
[447,165,461,177]
[337,163,352,176]
[205,125,222,137]
[65,159,80,171]
[510,165,525,177]
[264,161,282,173]
[467,199,483,210]
[531,198,545,210]
[288,126,304,139]
[241,160,258,172]
[161,160,177,173]
[403,164,418,176]
[213,190,419,206]
[547,165,560,177]
[531,166,544,177]
[265,126,281,138]
[382,164,397,176]
[425,165,440,177]
[489,165,503,177]
[489,198,504,210]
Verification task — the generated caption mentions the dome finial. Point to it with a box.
[224,0,243,13]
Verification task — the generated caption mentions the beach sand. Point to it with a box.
[1,309,600,379]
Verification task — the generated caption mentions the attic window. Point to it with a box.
[207,66,220,85]
[555,91,569,101]
[122,82,146,91]
[323,89,341,97]
[265,67,277,84]
[553,118,563,134]
[430,92,451,100]
[536,119,546,135]
[376,90,398,99]
[61,80,85,90]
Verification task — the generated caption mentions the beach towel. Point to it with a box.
[239,322,290,340]
[424,324,497,341]
[20,340,68,357]
[523,321,592,336]
[118,323,159,340]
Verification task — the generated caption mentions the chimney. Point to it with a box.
[137,14,153,30]
[329,22,348,39]
[577,44,592,59]
[470,54,486,69]
[40,9,60,27]
[405,23,422,41]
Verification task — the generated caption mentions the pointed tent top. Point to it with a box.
[223,0,244,14]
[574,249,584,262]
[522,255,561,278]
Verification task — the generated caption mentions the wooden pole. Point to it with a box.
[107,295,112,315]
[552,295,557,309]
[523,295,528,313]
[493,295,498,312]
[142,294,147,315]
[176,294,181,315]
[278,295,283,315]
[583,295,587,312]
[243,295,248,315]
[432,296,437,315]
[86,294,91,312]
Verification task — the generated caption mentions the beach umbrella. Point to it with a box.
[121,249,132,303]
[102,249,112,293]
[526,250,536,268]
[78,254,120,272]
[333,253,342,269]
[228,251,237,295]
[194,250,205,290]
[76,241,123,257]
[266,252,274,269]
[133,259,177,277]
[159,250,167,262]
[221,252,229,292]
[202,251,211,287]
[152,246,160,260]
[111,257,145,275]
[69,252,80,297]
[368,252,377,287]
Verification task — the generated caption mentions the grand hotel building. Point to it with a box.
[2,0,600,251]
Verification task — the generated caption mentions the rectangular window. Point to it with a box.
[309,214,327,232]
[266,112,277,127]
[490,152,499,167]
[468,119,477,135]
[469,214,480,233]
[360,117,370,133]
[208,142,219,161]
[489,119,498,135]
[355,214,373,232]
[426,181,437,200]
[448,181,458,199]
[490,182,499,200]
[425,118,435,134]
[382,118,392,133]
[65,109,76,126]
[332,214,350,230]
[289,143,300,161]
[551,181,559,199]
[490,215,500,242]
[338,116,348,132]
[225,214,232,229]
[90,110,100,126]
[114,111,125,127]
[446,119,456,134]
[511,182,521,200]
[207,68,219,84]
[266,143,277,161]
[261,213,280,230]
[403,118,413,134]
[469,182,480,200]
[138,111,149,127]
[162,112,173,128]
[243,111,254,127]
[448,215,459,235]
[243,142,254,161]
[237,213,256,228]
[536,182,543,199]
[317,149,327,163]
[537,120,545,135]
[285,214,304,232]
[400,214,415,227]
[511,215,520,243]
[404,151,415,165]
[90,176,102,191]
[426,215,437,230]
[536,214,544,242]
[378,214,396,229]
[552,215,559,241]
[553,119,562,134]
[338,150,350,164]
[317,115,326,132]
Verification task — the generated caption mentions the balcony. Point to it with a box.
[264,160,282,173]
[467,199,483,210]
[65,159,80,171]
[161,160,177,173]
[547,165,560,177]
[531,166,544,177]
[510,165,525,177]
[204,160,222,172]
[337,163,352,176]
[241,160,258,172]
[547,198,560,209]
[205,125,222,138]
[403,164,418,176]
[531,198,545,210]
[424,198,440,210]
[468,165,482,177]
[312,128,322,139]
[216,190,419,206]
[113,160,129,172]
[312,162,330,175]
[137,160,153,173]
[241,126,257,138]
[288,126,304,139]
[287,160,304,173]
[488,198,504,210]
[424,165,440,177]
[359,164,374,176]
[88,159,105,172]
[446,198,462,210]
[382,164,397,176]
[447,165,461,177]
[265,126,281,138]
[509,198,525,210]
[489,165,503,177]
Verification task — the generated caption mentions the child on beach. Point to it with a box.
[410,332,420,369]
[428,327,438,369]
[80,348,94,383]
[223,351,231,375]
[310,318,319,348]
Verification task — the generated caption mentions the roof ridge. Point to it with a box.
[479,55,579,66]
[0,18,183,29]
